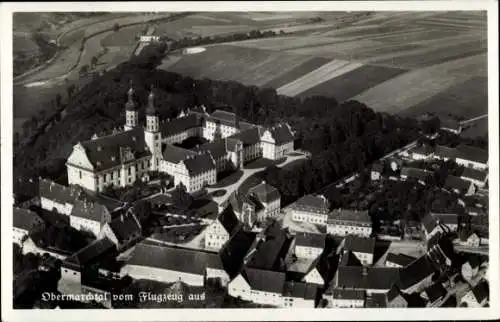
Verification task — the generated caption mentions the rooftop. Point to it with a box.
[444,175,472,192]
[295,232,325,250]
[182,153,216,175]
[63,238,116,269]
[343,235,376,255]
[292,195,330,215]
[242,267,285,294]
[160,114,201,137]
[248,181,280,204]
[461,167,488,182]
[336,266,400,291]
[13,207,43,231]
[385,253,416,267]
[455,145,488,164]
[398,255,437,290]
[162,144,197,164]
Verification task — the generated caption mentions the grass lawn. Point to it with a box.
[210,170,243,188]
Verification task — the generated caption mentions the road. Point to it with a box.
[460,114,488,125]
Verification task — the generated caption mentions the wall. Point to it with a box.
[455,158,487,171]
[296,245,323,260]
[40,197,74,215]
[327,223,371,238]
[122,265,204,286]
[292,210,327,226]
[70,216,101,237]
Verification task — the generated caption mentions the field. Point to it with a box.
[158,11,487,120]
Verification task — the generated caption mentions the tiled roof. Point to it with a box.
[228,127,261,147]
[162,144,197,164]
[471,280,489,302]
[365,293,386,307]
[444,175,472,192]
[328,209,371,225]
[217,205,240,235]
[107,213,141,243]
[455,145,488,164]
[461,168,488,182]
[39,179,79,205]
[182,153,216,175]
[126,241,219,275]
[292,195,330,214]
[70,199,109,222]
[339,250,362,267]
[295,232,325,249]
[434,145,457,159]
[385,253,416,267]
[219,229,255,278]
[283,281,317,300]
[246,225,291,271]
[423,282,446,302]
[207,109,255,131]
[336,266,400,291]
[263,123,295,145]
[400,167,433,181]
[195,140,227,159]
[398,255,436,290]
[331,288,365,300]
[421,213,438,234]
[249,182,280,204]
[79,127,151,171]
[13,207,43,231]
[431,213,458,226]
[411,145,434,155]
[63,238,116,269]
[343,235,375,255]
[243,267,285,294]
[160,114,201,137]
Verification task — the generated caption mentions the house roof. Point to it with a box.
[455,145,488,164]
[282,281,317,300]
[339,250,363,267]
[195,140,228,159]
[295,232,325,249]
[398,255,436,290]
[70,199,109,222]
[328,209,371,225]
[13,207,43,231]
[400,167,433,181]
[263,123,295,145]
[126,241,219,275]
[246,224,291,271]
[423,282,447,302]
[242,193,265,213]
[434,145,457,159]
[226,138,242,152]
[217,205,240,235]
[421,213,439,234]
[107,213,141,243]
[39,179,80,205]
[372,162,384,173]
[162,144,197,164]
[444,175,472,192]
[411,145,434,155]
[461,168,488,182]
[206,109,255,131]
[431,213,458,226]
[63,237,116,269]
[242,267,285,294]
[182,153,216,175]
[228,127,262,147]
[336,266,400,291]
[331,288,365,300]
[219,229,255,278]
[249,182,280,204]
[385,253,416,267]
[79,127,151,172]
[343,235,375,255]
[160,114,201,137]
[292,195,330,215]
[471,280,489,302]
[386,284,403,302]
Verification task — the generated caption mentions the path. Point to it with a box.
[460,114,488,125]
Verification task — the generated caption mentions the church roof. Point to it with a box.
[182,153,216,175]
[263,123,295,145]
[228,127,262,147]
[162,144,196,164]
[160,114,201,137]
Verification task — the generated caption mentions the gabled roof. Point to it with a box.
[219,229,255,278]
[246,225,291,271]
[79,127,151,171]
[461,168,488,182]
[455,145,488,164]
[242,194,265,213]
[421,213,439,234]
[217,205,240,235]
[126,241,219,275]
[160,114,201,137]
[107,213,141,243]
[431,212,458,226]
[331,288,365,300]
[263,123,295,145]
[411,145,434,156]
[70,199,109,222]
[423,282,447,302]
[400,167,433,181]
[228,127,262,147]
[339,250,363,267]
[249,182,280,204]
[295,232,325,249]
[398,255,436,290]
[63,237,116,269]
[343,235,375,255]
[434,145,457,159]
[39,179,79,205]
[336,266,400,291]
[386,284,403,302]
[13,207,43,231]
[292,195,330,215]
[385,253,416,267]
[471,280,489,302]
[242,267,285,293]
[195,140,227,159]
[182,153,216,175]
[328,209,371,225]
[207,109,255,130]
[162,144,197,164]
[444,175,472,192]
[283,281,317,300]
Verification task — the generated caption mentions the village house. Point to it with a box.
[39,178,77,215]
[454,145,488,171]
[421,213,446,241]
[293,232,325,260]
[342,235,376,266]
[333,266,401,295]
[458,230,481,248]
[260,123,295,160]
[246,181,281,220]
[444,175,476,196]
[173,153,217,193]
[459,280,489,307]
[98,210,142,251]
[291,194,330,226]
[421,282,447,307]
[461,255,481,283]
[364,285,408,308]
[400,167,434,185]
[385,253,416,268]
[460,167,488,189]
[327,209,372,238]
[205,205,240,250]
[370,162,384,181]
[13,207,45,245]
[287,257,326,287]
[69,199,114,237]
[325,289,366,308]
[398,255,437,294]
[431,212,460,232]
[281,280,318,308]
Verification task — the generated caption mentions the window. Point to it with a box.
[79,171,82,179]
[128,167,131,175]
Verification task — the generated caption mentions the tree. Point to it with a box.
[113,23,120,32]
[171,182,193,210]
[134,200,152,224]
[55,93,62,108]
[79,64,89,75]
[91,56,98,68]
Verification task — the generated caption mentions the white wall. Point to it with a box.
[303,268,324,286]
[296,245,323,260]
[67,165,97,191]
[292,210,327,226]
[455,158,487,171]
[70,216,101,237]
[122,265,204,286]
[327,224,371,238]
[13,228,28,245]
[40,197,73,215]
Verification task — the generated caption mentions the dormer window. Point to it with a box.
[97,146,102,151]
[111,156,116,161]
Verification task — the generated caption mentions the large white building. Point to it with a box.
[327,209,372,238]
[204,206,240,251]
[294,232,325,260]
[291,195,330,226]
[260,124,295,160]
[246,181,281,220]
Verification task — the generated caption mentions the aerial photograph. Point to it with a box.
[11,10,489,310]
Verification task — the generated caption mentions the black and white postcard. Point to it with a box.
[1,1,498,321]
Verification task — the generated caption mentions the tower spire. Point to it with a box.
[125,80,136,111]
[146,84,158,116]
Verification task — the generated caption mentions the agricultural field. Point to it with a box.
[461,117,488,138]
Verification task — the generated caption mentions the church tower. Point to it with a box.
[144,86,162,171]
[124,81,139,131]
